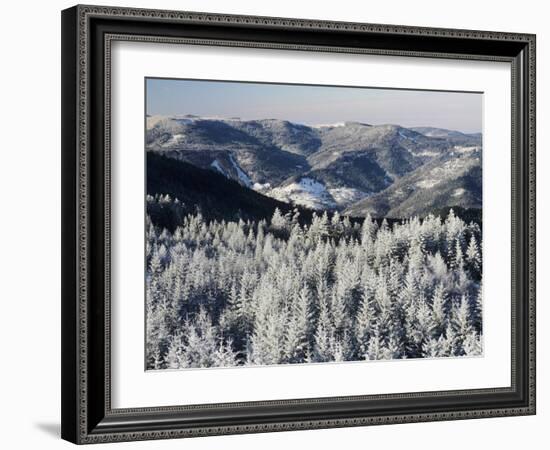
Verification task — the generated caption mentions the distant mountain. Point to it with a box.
[229,119,322,156]
[147,116,309,187]
[146,115,482,218]
[310,123,450,178]
[344,148,482,218]
[410,127,482,146]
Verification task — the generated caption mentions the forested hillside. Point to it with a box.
[147,153,314,229]
[146,204,482,369]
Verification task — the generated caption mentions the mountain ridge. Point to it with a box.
[146,115,482,218]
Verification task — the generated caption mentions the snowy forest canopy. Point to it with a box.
[146,194,483,370]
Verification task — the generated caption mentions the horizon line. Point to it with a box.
[146,114,483,135]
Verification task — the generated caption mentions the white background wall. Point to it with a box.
[0,0,545,448]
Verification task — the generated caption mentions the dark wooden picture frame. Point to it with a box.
[61,4,536,444]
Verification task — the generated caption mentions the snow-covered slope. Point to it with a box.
[269,177,337,210]
[146,115,482,216]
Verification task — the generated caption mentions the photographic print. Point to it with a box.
[145,79,483,371]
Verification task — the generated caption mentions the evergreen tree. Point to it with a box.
[270,207,288,235]
[284,285,312,362]
[466,235,482,279]
[431,283,448,337]
[452,294,473,355]
[314,287,334,362]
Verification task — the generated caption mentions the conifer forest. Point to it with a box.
[146,196,482,370]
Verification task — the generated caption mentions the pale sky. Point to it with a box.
[146,78,483,134]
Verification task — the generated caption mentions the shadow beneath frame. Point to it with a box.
[35,422,60,438]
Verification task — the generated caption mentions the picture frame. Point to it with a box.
[61,4,536,444]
